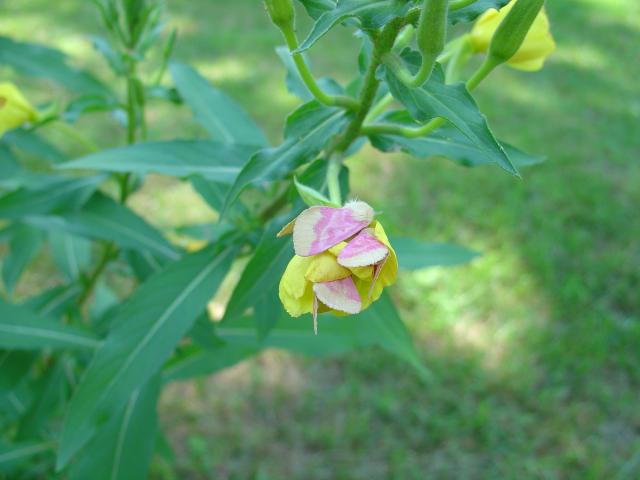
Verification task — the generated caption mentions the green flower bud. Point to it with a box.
[264,0,295,30]
[416,0,448,60]
[488,0,545,66]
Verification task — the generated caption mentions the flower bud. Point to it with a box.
[470,0,555,71]
[0,82,38,137]
[263,0,295,30]
[416,0,448,60]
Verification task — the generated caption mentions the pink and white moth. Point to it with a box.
[278,201,390,334]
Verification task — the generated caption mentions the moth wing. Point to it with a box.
[293,206,369,257]
[313,276,362,315]
[276,218,296,237]
[337,229,389,268]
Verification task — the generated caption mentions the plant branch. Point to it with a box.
[280,25,359,111]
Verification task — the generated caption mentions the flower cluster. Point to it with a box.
[278,201,397,332]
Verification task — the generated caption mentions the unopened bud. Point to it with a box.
[416,0,448,60]
[488,0,545,65]
[264,0,295,30]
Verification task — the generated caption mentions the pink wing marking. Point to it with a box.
[293,206,369,257]
[368,255,389,300]
[337,229,389,268]
[313,276,361,315]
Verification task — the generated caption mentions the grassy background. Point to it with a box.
[2,0,640,478]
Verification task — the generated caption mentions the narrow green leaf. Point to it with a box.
[49,232,92,281]
[222,223,292,336]
[27,192,179,260]
[68,376,161,480]
[293,176,337,207]
[370,122,544,168]
[221,102,347,215]
[0,36,109,95]
[2,224,43,293]
[0,440,54,473]
[57,243,238,469]
[59,141,256,183]
[297,0,413,52]
[219,294,429,380]
[0,299,99,350]
[390,236,480,270]
[3,130,67,165]
[16,363,66,440]
[386,62,518,175]
[0,176,103,219]
[0,351,35,392]
[170,62,268,147]
[23,284,82,318]
[296,0,336,19]
[163,343,258,382]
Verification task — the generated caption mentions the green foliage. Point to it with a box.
[0,0,554,477]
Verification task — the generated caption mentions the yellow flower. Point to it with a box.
[279,221,398,320]
[0,82,38,137]
[469,2,556,71]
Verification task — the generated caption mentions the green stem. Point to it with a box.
[361,55,500,139]
[280,25,359,111]
[466,56,500,91]
[364,93,394,122]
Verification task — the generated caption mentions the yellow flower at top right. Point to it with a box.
[469,2,556,71]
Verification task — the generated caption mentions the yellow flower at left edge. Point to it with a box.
[469,1,556,71]
[0,82,39,137]
[279,221,398,318]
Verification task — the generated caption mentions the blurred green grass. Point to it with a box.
[2,0,640,478]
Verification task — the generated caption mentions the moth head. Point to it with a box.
[344,200,374,224]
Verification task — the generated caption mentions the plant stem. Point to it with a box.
[361,55,499,139]
[280,25,359,111]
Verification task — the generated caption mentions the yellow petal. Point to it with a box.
[304,251,351,283]
[279,256,314,317]
[0,83,38,136]
[371,221,398,288]
[470,3,555,71]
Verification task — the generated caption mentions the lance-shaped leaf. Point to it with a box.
[222,223,292,338]
[390,237,480,270]
[369,118,544,168]
[0,36,109,95]
[163,343,259,382]
[219,293,430,380]
[0,441,54,474]
[26,192,179,260]
[2,130,67,166]
[386,62,518,175]
[0,175,103,219]
[59,141,256,182]
[68,376,161,480]
[49,232,92,281]
[221,102,348,215]
[57,243,238,469]
[2,224,43,293]
[0,351,35,392]
[0,299,99,350]
[170,62,268,147]
[22,284,82,318]
[296,0,336,19]
[297,0,413,52]
[449,0,509,24]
